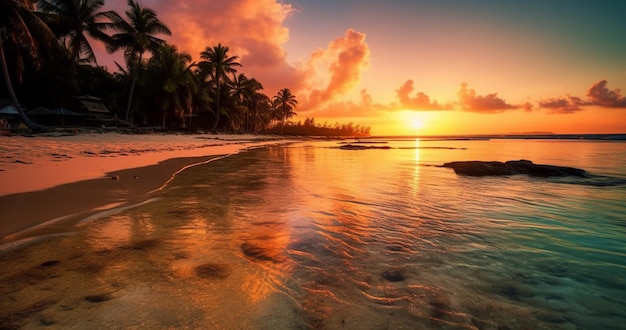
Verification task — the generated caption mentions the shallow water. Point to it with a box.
[1,138,625,329]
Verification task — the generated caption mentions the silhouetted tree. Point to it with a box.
[231,73,265,132]
[0,0,58,132]
[143,44,198,127]
[198,44,241,130]
[107,0,171,122]
[273,88,297,134]
[36,0,116,64]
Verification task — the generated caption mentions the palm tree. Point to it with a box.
[36,0,117,65]
[231,73,263,132]
[198,44,241,131]
[251,92,272,132]
[273,88,297,134]
[107,0,171,122]
[187,69,212,129]
[1,0,58,132]
[144,44,196,127]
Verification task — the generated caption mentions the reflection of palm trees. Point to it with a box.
[107,0,171,122]
[198,44,241,131]
[273,88,297,134]
[0,0,57,132]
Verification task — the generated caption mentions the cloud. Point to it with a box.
[99,1,373,101]
[396,80,452,110]
[95,1,376,117]
[587,80,626,108]
[536,80,626,113]
[538,96,587,114]
[521,102,533,112]
[302,29,370,109]
[302,89,388,118]
[457,83,518,113]
[100,0,302,95]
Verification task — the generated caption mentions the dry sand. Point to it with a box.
[0,132,297,244]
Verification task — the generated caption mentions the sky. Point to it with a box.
[94,0,626,136]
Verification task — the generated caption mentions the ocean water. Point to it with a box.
[1,138,625,329]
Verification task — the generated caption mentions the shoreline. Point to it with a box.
[0,133,298,245]
[0,132,291,196]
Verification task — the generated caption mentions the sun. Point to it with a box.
[390,110,434,135]
[401,111,427,131]
[410,118,425,130]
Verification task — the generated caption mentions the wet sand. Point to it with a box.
[0,135,311,329]
[1,155,226,241]
[0,132,294,245]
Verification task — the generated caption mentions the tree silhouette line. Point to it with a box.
[1,0,370,136]
[266,117,371,137]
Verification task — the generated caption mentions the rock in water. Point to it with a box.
[441,160,587,177]
[381,269,406,282]
[339,144,391,150]
[194,263,231,279]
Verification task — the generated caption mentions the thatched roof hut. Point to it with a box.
[76,95,110,114]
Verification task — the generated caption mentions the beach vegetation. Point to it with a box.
[273,88,298,134]
[0,0,370,136]
[230,73,264,133]
[265,117,371,137]
[1,0,59,132]
[142,44,200,127]
[35,0,118,107]
[105,0,171,122]
[35,0,117,65]
[198,44,242,131]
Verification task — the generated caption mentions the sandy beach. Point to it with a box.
[0,131,295,245]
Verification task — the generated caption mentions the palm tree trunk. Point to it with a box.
[124,75,137,121]
[280,115,286,134]
[125,52,143,123]
[280,104,286,134]
[0,37,48,133]
[211,76,220,131]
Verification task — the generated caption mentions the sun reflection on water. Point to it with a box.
[1,140,625,328]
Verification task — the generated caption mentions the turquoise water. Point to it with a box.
[1,138,625,329]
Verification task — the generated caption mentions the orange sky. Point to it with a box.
[96,0,626,136]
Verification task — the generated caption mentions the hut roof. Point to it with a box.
[0,106,19,115]
[27,106,52,115]
[80,100,110,113]
[76,95,110,114]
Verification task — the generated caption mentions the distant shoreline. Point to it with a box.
[367,133,626,141]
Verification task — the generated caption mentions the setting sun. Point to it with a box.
[395,110,430,134]
[410,118,425,130]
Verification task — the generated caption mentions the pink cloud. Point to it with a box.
[301,29,370,110]
[587,80,626,108]
[303,89,388,118]
[538,96,587,114]
[98,0,301,95]
[396,80,452,110]
[457,83,518,113]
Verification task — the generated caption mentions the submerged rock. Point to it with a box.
[194,263,231,279]
[84,293,113,303]
[241,242,274,261]
[381,269,406,282]
[441,160,587,177]
[39,260,60,267]
[339,144,391,150]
